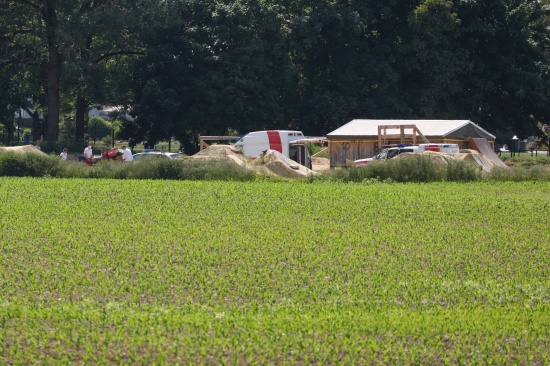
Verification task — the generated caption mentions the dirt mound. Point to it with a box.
[455,152,479,163]
[189,145,249,167]
[190,145,318,178]
[250,150,316,178]
[195,144,240,157]
[395,151,473,164]
[312,157,330,171]
[394,150,505,172]
[0,145,46,155]
[398,151,453,163]
[420,151,450,163]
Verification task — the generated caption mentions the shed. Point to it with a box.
[326,119,495,167]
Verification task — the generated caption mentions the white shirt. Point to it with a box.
[84,146,92,159]
[60,152,67,161]
[122,148,133,162]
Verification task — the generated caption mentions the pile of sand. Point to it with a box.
[394,150,507,172]
[0,145,46,155]
[312,157,330,171]
[395,151,466,164]
[188,145,249,167]
[249,150,315,178]
[190,145,318,179]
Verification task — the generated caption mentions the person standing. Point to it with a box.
[83,143,93,165]
[122,145,133,162]
[59,148,68,161]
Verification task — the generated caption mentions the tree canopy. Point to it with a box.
[1,0,550,150]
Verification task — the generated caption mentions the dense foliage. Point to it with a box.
[1,0,550,149]
[0,178,549,363]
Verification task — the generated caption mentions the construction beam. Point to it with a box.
[378,124,429,149]
[311,147,328,158]
[198,136,240,150]
[413,126,429,143]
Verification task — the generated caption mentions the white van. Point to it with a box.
[234,130,325,168]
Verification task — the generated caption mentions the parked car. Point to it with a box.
[132,152,181,161]
[354,145,417,167]
[415,143,459,154]
[353,143,460,167]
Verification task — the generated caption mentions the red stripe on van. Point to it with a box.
[267,130,283,153]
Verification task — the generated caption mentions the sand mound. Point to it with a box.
[250,150,316,178]
[420,151,450,163]
[195,144,241,157]
[312,157,330,171]
[189,145,249,167]
[393,150,506,172]
[0,145,46,155]
[190,145,319,178]
[395,151,475,164]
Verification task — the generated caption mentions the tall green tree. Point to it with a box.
[283,0,417,134]
[399,0,467,118]
[60,0,146,144]
[128,0,294,152]
[454,0,550,135]
[1,1,46,142]
[0,0,146,145]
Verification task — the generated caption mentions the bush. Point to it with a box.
[445,158,481,182]
[31,156,257,181]
[487,166,550,181]
[89,117,112,141]
[0,152,62,177]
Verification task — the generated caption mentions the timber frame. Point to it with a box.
[378,125,429,148]
[199,136,241,150]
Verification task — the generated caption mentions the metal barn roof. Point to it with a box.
[327,119,495,140]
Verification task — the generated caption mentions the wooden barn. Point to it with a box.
[326,119,495,167]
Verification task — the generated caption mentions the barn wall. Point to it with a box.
[328,139,377,167]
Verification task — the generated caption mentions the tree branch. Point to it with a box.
[0,59,40,69]
[23,106,39,119]
[15,0,41,11]
[95,50,145,63]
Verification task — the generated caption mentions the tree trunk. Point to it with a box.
[43,0,61,144]
[27,108,43,143]
[75,94,88,143]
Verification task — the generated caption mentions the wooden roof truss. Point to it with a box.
[378,124,429,147]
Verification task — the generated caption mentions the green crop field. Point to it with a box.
[0,177,549,364]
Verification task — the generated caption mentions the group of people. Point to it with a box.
[59,143,133,164]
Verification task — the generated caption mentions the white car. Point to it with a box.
[132,152,181,161]
[354,146,418,167]
[354,143,460,167]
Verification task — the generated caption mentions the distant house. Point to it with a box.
[88,105,124,120]
[326,119,495,167]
